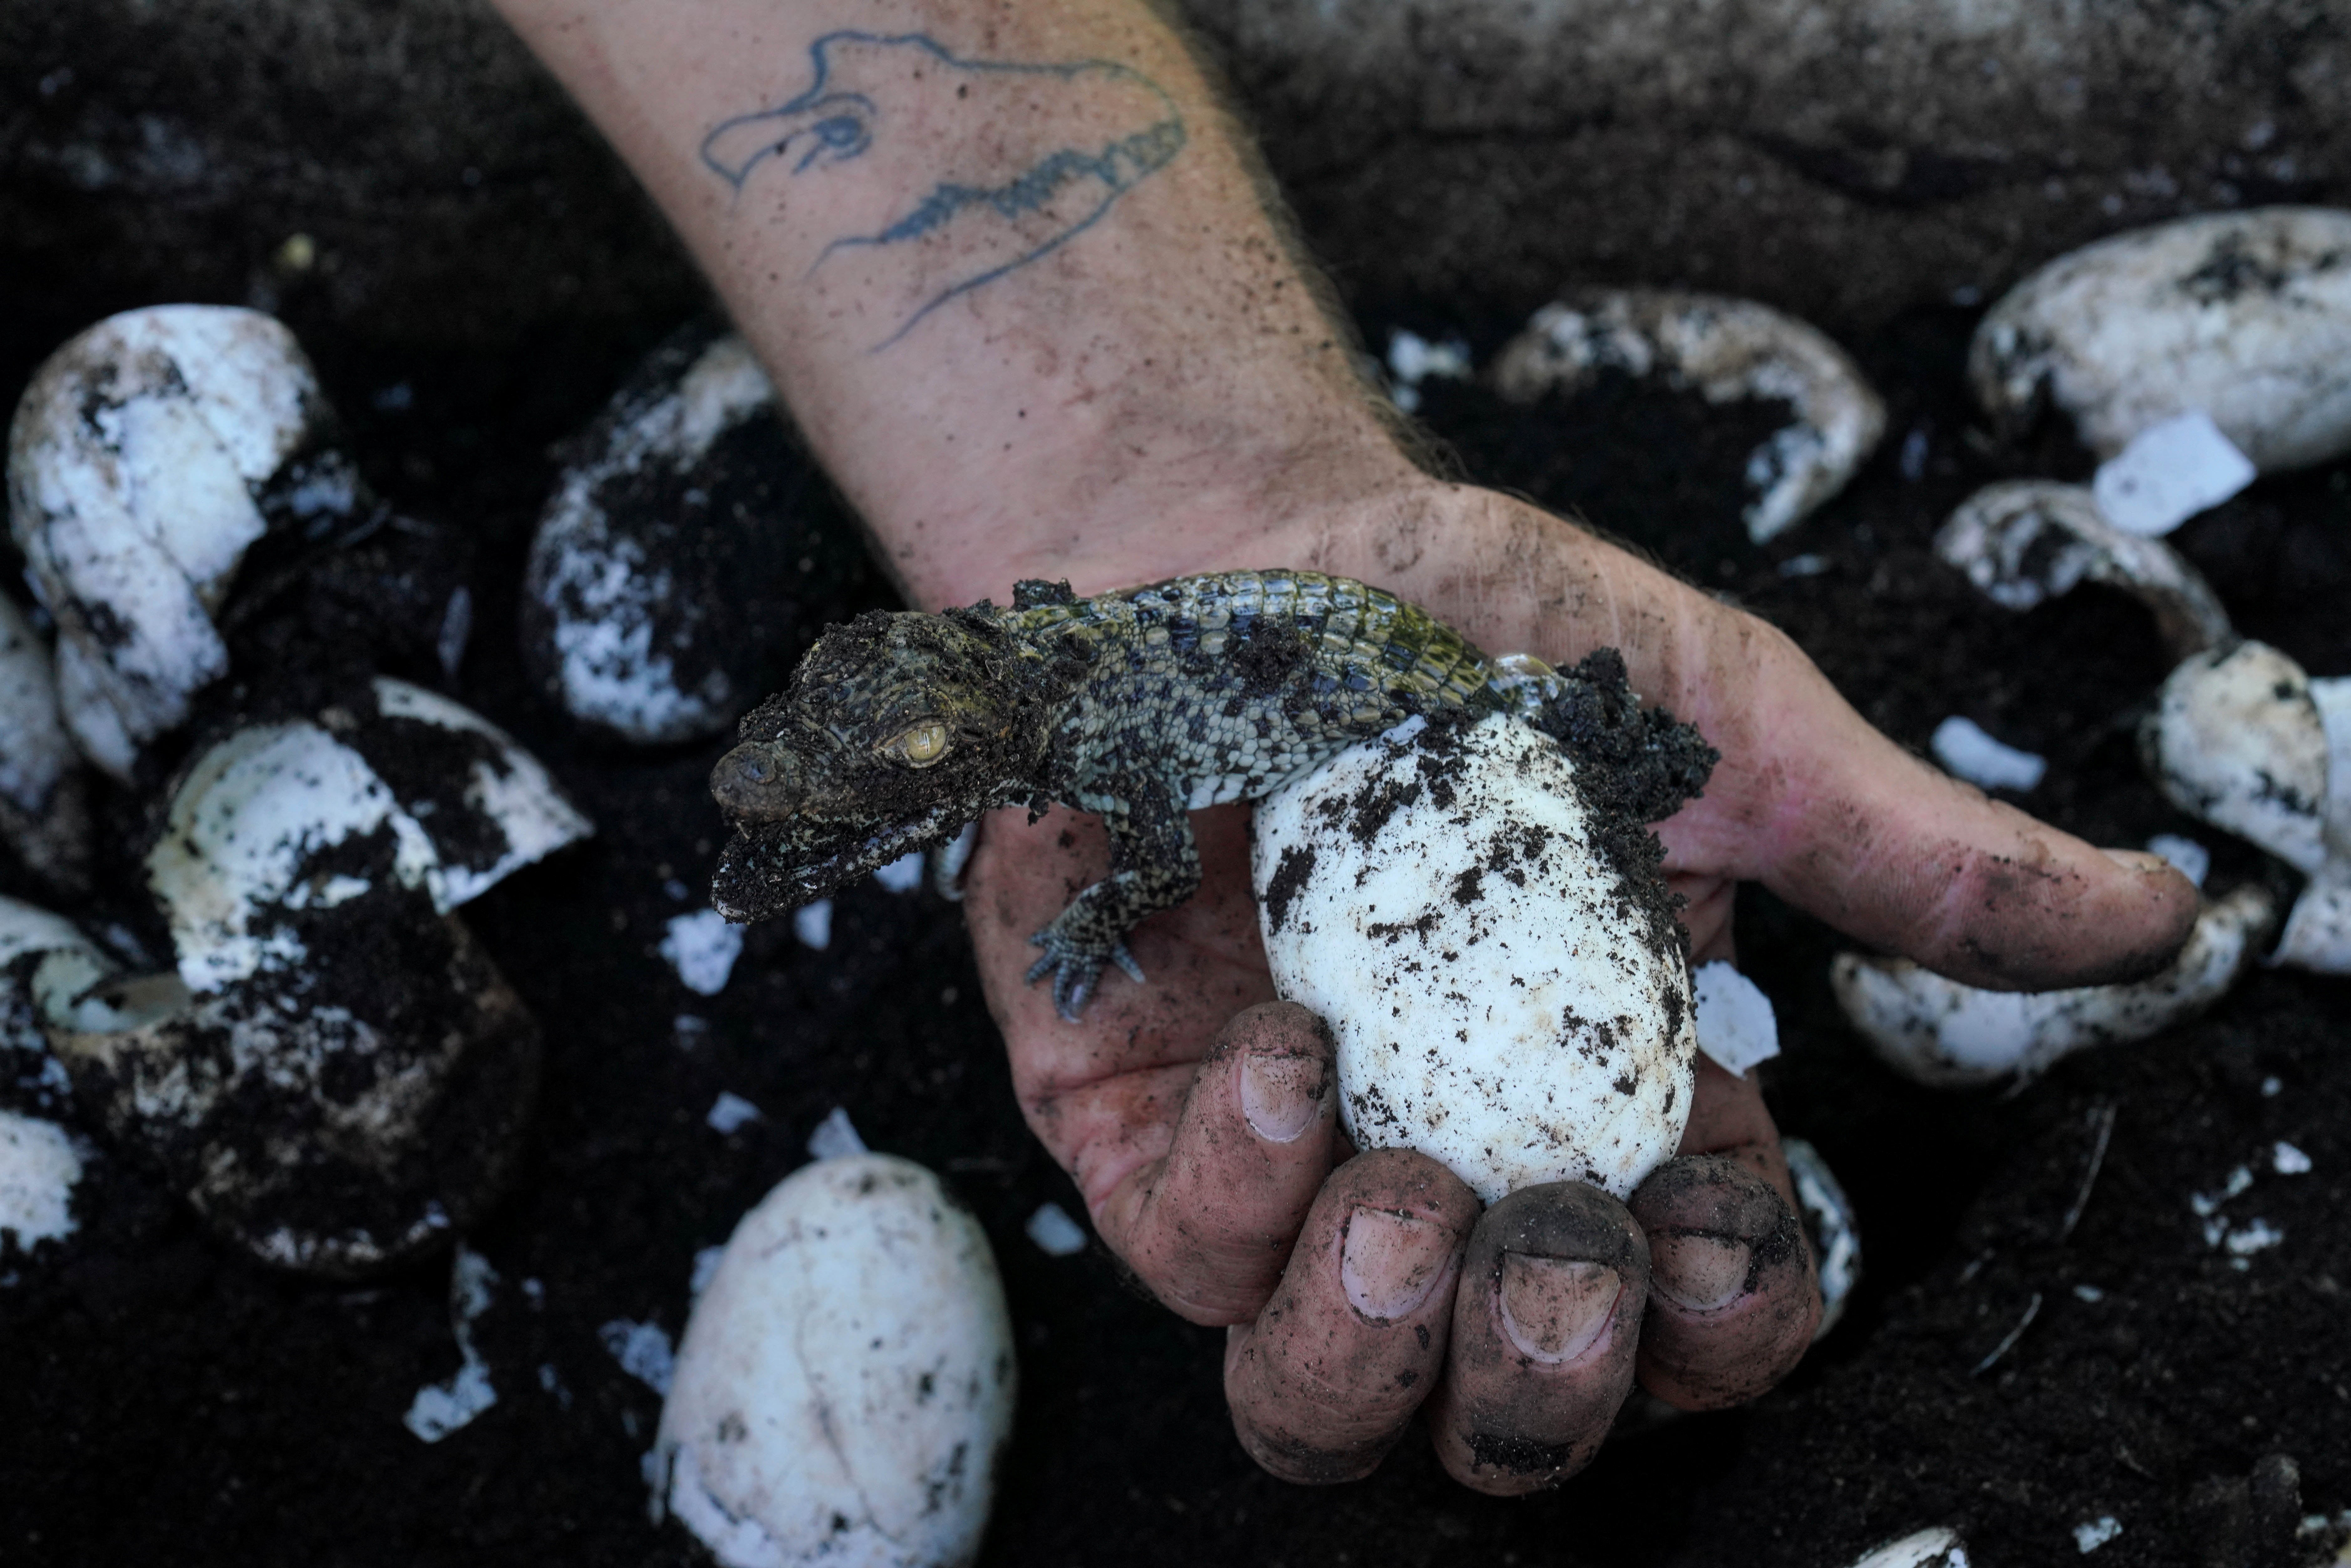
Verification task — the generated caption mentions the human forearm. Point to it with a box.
[490,0,1417,607]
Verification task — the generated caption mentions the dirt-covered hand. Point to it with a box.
[960,504,2197,1490]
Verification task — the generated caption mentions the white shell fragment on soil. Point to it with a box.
[653,1153,1015,1568]
[1493,289,1886,542]
[2141,642,2328,875]
[2258,672,2351,974]
[1929,717,2045,794]
[1970,208,2351,472]
[39,683,587,1275]
[1830,885,2278,1087]
[0,595,90,890]
[6,306,356,780]
[0,1106,84,1251]
[522,328,856,745]
[1252,712,1696,1204]
[2089,410,2256,538]
[1692,961,1780,1078]
[1782,1137,1860,1340]
[1934,481,2233,660]
[1846,1527,1971,1568]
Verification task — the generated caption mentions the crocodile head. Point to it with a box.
[708,605,1077,919]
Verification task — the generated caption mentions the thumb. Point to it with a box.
[1670,621,2198,991]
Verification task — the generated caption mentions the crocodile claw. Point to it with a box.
[1025,928,1146,1021]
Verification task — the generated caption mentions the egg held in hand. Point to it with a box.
[1251,710,1700,1204]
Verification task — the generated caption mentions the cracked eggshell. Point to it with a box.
[1251,713,1695,1204]
[1971,208,2351,472]
[1493,289,1885,542]
[6,306,357,780]
[2267,675,2351,972]
[521,327,861,745]
[1830,885,2277,1087]
[36,689,586,1275]
[1934,481,2232,661]
[0,596,90,890]
[653,1153,1015,1568]
[2139,642,2327,874]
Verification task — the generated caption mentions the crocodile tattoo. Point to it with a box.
[709,570,1717,1019]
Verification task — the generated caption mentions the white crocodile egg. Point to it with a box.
[654,1153,1015,1568]
[1252,712,1696,1203]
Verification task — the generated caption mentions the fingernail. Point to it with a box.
[1240,1050,1325,1144]
[1341,1207,1450,1321]
[1497,1254,1621,1364]
[1650,1234,1752,1312]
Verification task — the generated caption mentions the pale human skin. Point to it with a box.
[492,0,2199,1492]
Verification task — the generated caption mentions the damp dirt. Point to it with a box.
[0,288,2345,1568]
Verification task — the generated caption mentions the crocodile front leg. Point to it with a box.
[1026,780,1201,1020]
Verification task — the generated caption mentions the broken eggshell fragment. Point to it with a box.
[1492,289,1886,542]
[2140,642,2328,876]
[5,306,362,780]
[1251,711,1696,1204]
[521,327,858,745]
[1831,885,2277,1088]
[1971,207,2351,472]
[44,683,589,1275]
[653,1153,1015,1568]
[1933,481,2232,660]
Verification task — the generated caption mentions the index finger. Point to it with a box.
[1658,608,2197,991]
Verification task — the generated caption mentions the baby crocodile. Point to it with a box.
[709,569,1715,1018]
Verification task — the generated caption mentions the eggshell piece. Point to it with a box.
[654,1153,1015,1568]
[1933,480,2232,660]
[521,328,860,745]
[1971,208,2351,471]
[1251,712,1695,1204]
[2140,642,2327,874]
[1831,885,2277,1087]
[1493,289,1885,541]
[5,306,351,779]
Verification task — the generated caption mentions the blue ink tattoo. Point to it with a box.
[703,32,1187,349]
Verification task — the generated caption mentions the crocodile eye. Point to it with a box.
[880,722,950,768]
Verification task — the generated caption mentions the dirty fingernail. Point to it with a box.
[1240,1050,1325,1144]
[1498,1254,1621,1364]
[1341,1207,1452,1321]
[1650,1235,1752,1312]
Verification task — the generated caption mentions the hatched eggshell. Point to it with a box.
[1493,289,1884,542]
[1251,712,1695,1204]
[5,306,355,780]
[2139,641,2327,874]
[521,328,859,745]
[1933,480,2232,661]
[1971,208,2351,471]
[1831,885,2277,1087]
[654,1153,1015,1568]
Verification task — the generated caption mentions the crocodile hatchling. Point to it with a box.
[708,569,1717,1019]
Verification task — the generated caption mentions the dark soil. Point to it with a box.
[2,277,2348,1568]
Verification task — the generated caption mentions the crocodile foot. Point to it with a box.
[1025,924,1148,1020]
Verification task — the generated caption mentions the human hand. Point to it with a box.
[960,489,2198,1492]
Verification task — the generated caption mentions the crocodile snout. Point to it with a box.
[710,742,799,820]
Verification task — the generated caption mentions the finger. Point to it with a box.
[1223,1149,1478,1484]
[1425,1182,1650,1494]
[1097,1001,1340,1324]
[1657,607,2197,989]
[1628,1153,1818,1410]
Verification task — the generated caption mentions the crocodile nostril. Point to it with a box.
[711,745,793,817]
